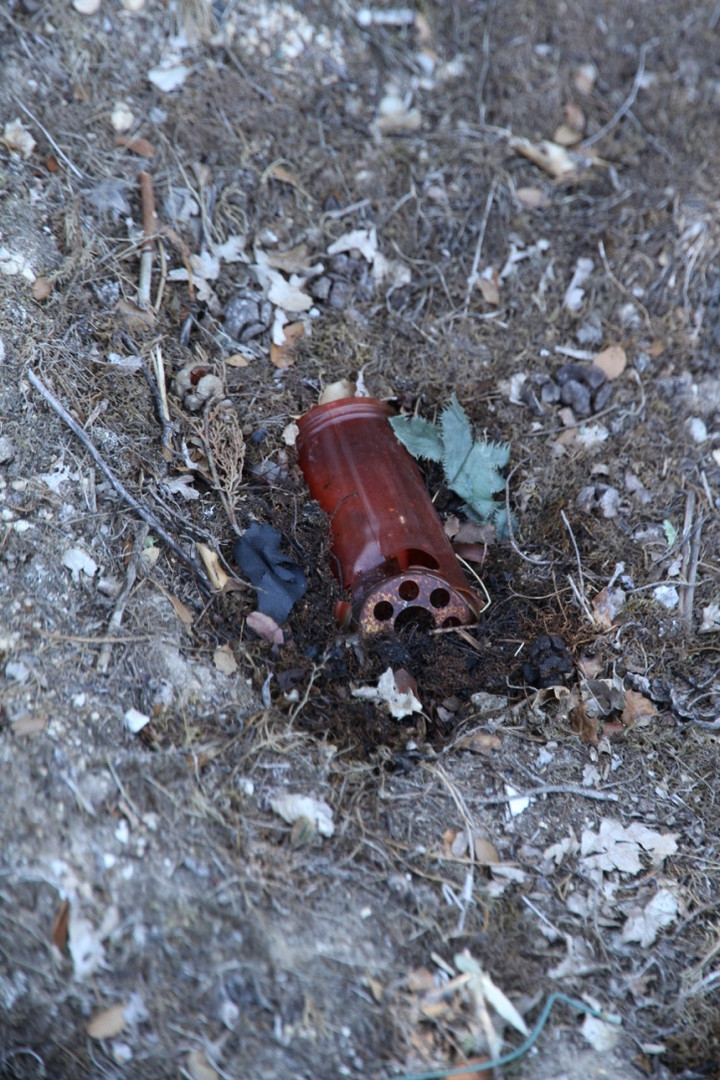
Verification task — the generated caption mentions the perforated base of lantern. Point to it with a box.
[355,570,482,634]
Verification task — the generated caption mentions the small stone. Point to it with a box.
[124,707,150,733]
[560,379,592,416]
[0,436,16,464]
[224,295,271,341]
[576,312,603,346]
[592,381,613,411]
[5,660,30,683]
[686,417,708,443]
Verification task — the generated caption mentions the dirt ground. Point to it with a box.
[1,1,720,1077]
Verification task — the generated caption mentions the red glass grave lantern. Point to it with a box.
[296,397,486,633]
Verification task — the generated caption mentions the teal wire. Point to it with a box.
[389,993,618,1080]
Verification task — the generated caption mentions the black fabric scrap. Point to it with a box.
[233,523,307,624]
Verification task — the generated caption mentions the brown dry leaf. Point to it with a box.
[407,967,436,993]
[270,321,305,369]
[196,543,229,591]
[364,974,384,1003]
[394,667,419,698]
[457,731,502,756]
[32,276,52,301]
[186,1049,219,1080]
[478,267,500,305]
[213,644,238,676]
[115,297,155,333]
[592,585,626,630]
[621,690,658,728]
[167,593,195,628]
[225,352,249,368]
[473,837,500,865]
[115,134,156,158]
[263,244,316,274]
[12,715,47,737]
[647,339,665,357]
[246,610,284,645]
[268,163,300,186]
[516,186,550,209]
[449,1057,492,1080]
[442,827,461,856]
[50,898,70,950]
[593,345,627,380]
[453,541,488,565]
[87,1003,127,1040]
[570,701,599,745]
[553,123,583,146]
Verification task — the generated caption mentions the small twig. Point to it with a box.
[679,489,703,629]
[462,179,496,316]
[560,509,597,624]
[505,464,552,566]
[474,784,619,805]
[580,41,655,149]
[137,171,157,310]
[96,524,148,674]
[11,94,85,180]
[26,367,213,594]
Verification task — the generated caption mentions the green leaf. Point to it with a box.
[440,394,474,487]
[389,414,443,462]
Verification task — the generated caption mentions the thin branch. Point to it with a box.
[26,367,213,594]
[462,180,496,316]
[137,171,157,310]
[11,94,85,180]
[581,41,655,150]
[96,525,148,674]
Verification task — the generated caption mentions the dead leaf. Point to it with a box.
[516,186,550,209]
[225,352,250,368]
[457,731,502,756]
[115,134,156,158]
[246,610,284,645]
[87,1003,127,1040]
[186,1049,219,1080]
[621,690,657,728]
[453,541,488,565]
[592,585,626,630]
[50,898,70,950]
[621,888,678,947]
[407,967,435,992]
[447,1059,492,1080]
[115,297,155,333]
[213,644,238,675]
[270,320,304,368]
[570,701,599,745]
[152,582,194,628]
[270,792,334,837]
[593,345,627,380]
[32,276,52,301]
[267,163,300,187]
[196,543,229,591]
[473,837,500,865]
[1,118,37,159]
